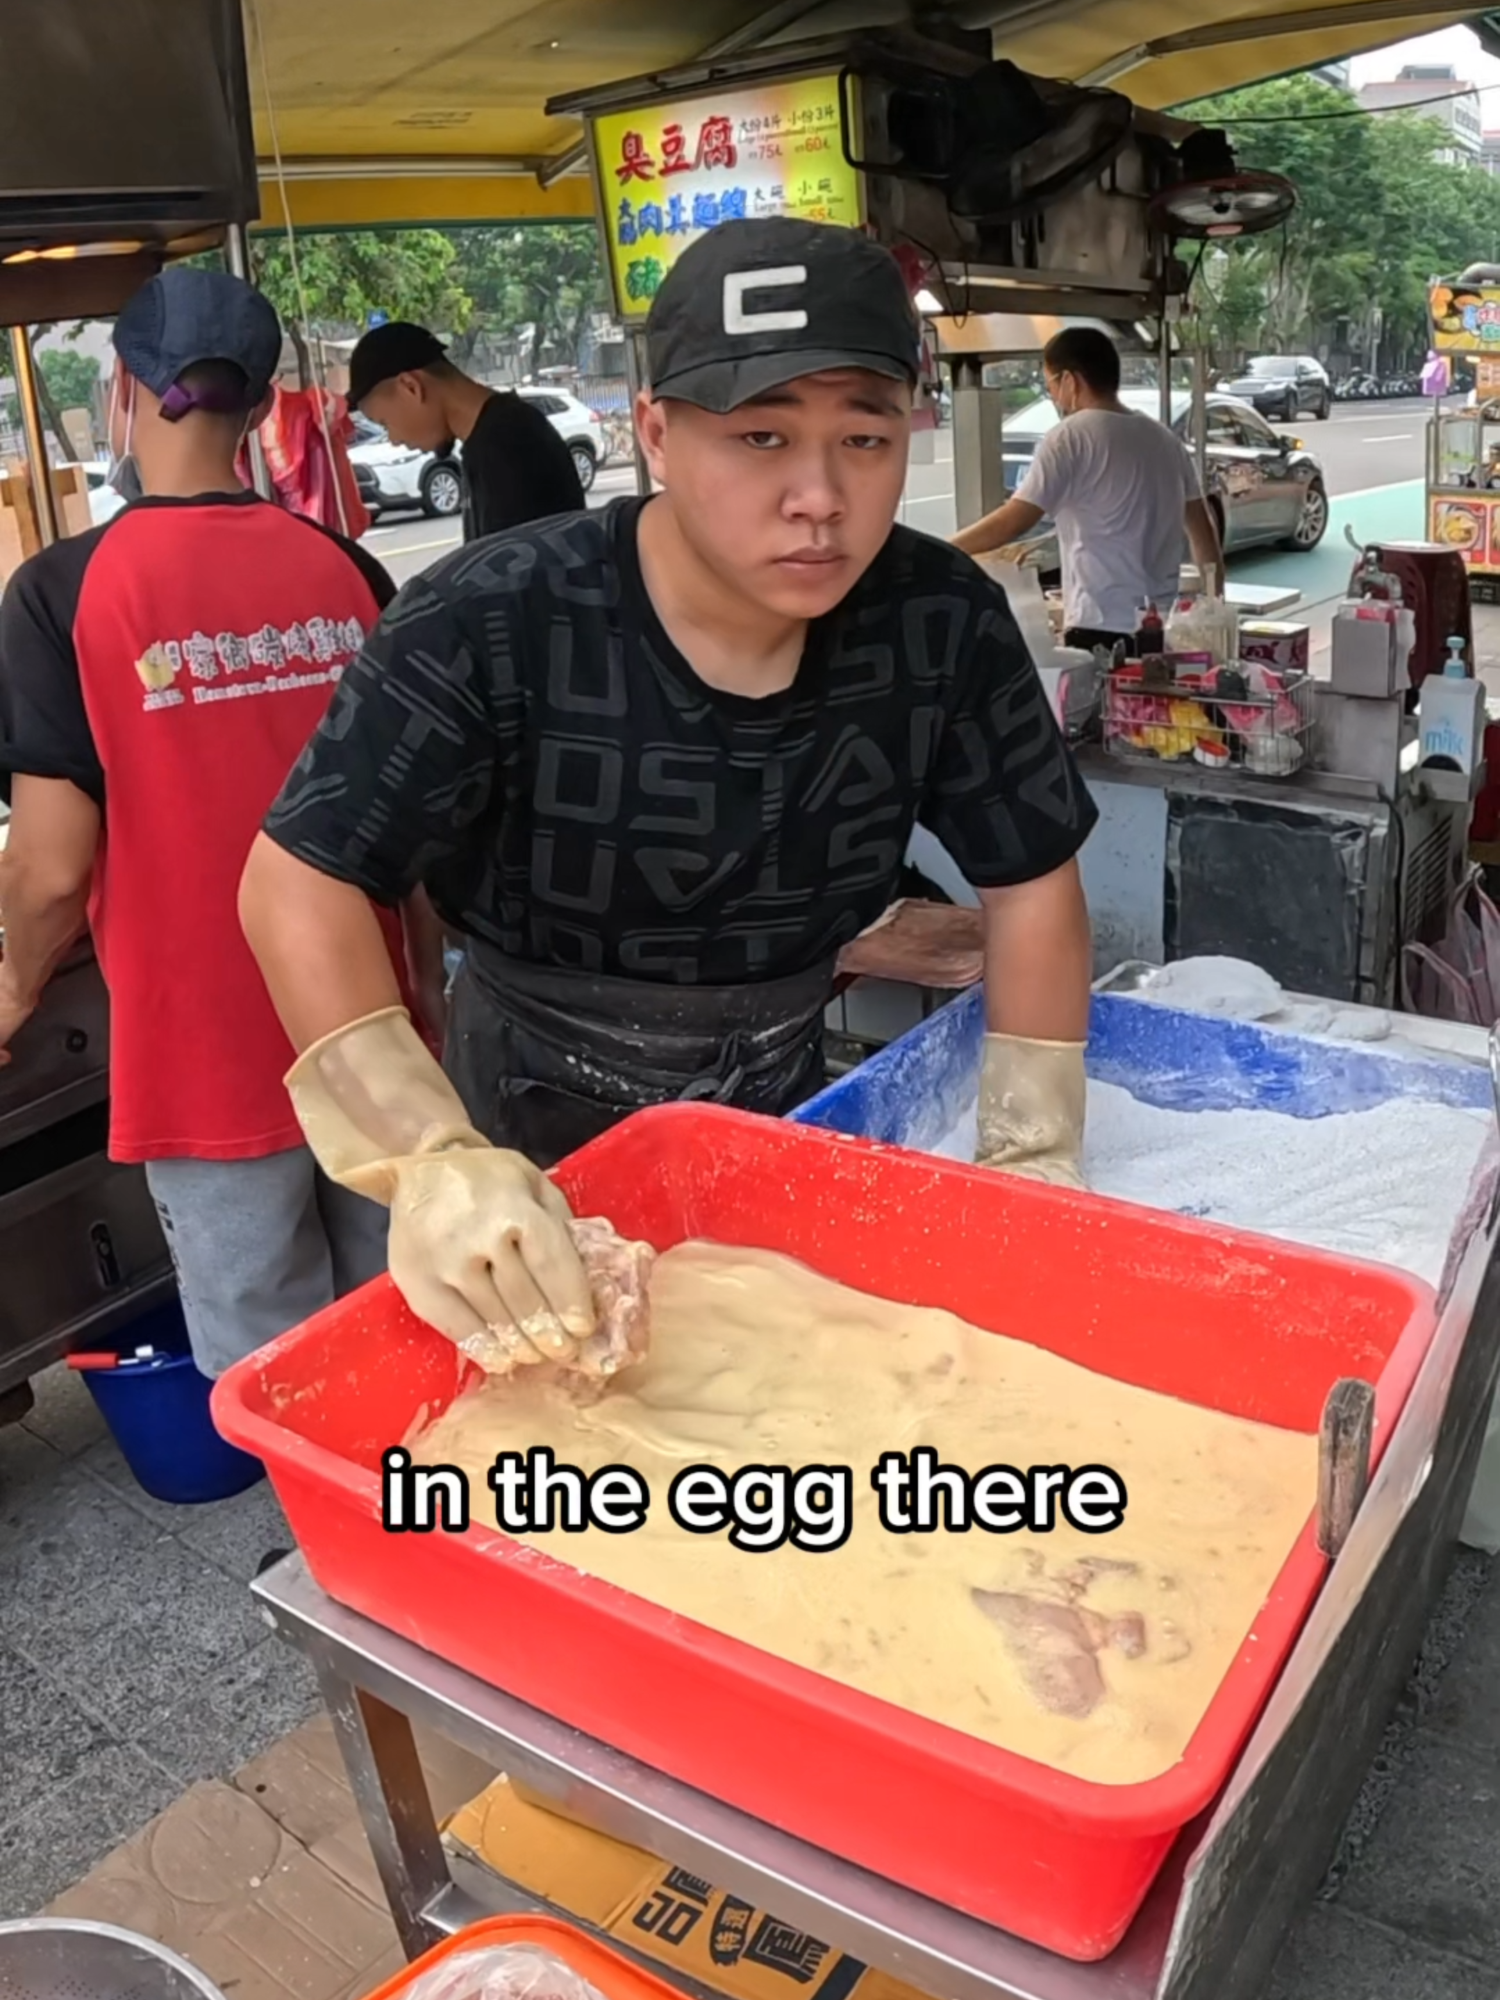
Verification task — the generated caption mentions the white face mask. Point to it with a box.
[106,370,143,500]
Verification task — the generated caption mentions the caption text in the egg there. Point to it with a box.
[380,1445,1127,1553]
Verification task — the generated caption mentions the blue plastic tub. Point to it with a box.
[75,1298,265,1505]
[794,986,1493,1150]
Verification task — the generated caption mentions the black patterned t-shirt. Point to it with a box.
[263,498,1098,984]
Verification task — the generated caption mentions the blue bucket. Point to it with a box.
[73,1298,265,1506]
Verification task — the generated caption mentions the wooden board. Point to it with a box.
[835,900,985,990]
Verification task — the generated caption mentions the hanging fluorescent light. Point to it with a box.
[4,240,147,265]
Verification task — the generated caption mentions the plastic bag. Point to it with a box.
[1165,592,1238,665]
[1401,866,1500,1024]
[395,1944,615,2000]
[976,559,1057,668]
[1403,942,1483,1024]
[239,384,371,539]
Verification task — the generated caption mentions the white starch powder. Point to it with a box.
[937,1081,1489,1289]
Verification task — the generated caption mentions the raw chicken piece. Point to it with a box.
[974,1574,1155,1718]
[457,1217,655,1385]
[973,1591,1106,1719]
[1106,1612,1148,1659]
[565,1215,656,1381]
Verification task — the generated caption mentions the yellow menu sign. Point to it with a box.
[591,74,864,319]
[1431,278,1500,350]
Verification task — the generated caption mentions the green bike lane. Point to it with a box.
[1230,478,1425,644]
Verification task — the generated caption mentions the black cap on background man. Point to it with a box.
[341,316,585,540]
[345,321,450,415]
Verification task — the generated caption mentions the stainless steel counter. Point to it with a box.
[254,1197,1500,2000]
[0,944,172,1403]
[1071,748,1466,1007]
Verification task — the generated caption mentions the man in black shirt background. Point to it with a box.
[344,321,585,541]
[239,218,1098,1373]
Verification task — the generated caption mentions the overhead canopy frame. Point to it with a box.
[236,0,1499,231]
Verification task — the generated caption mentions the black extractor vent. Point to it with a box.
[0,0,258,253]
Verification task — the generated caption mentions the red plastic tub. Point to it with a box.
[363,1914,682,2000]
[213,1105,1437,1963]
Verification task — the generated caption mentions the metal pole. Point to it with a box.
[224,222,275,500]
[1192,337,1209,495]
[625,332,653,498]
[9,326,60,548]
[1159,314,1173,427]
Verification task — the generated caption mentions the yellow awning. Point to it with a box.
[244,0,1493,231]
[998,0,1481,105]
[256,171,596,233]
[244,0,764,229]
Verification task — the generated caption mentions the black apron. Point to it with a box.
[443,941,834,1168]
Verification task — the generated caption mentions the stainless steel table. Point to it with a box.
[253,1550,1180,2000]
[1224,582,1301,616]
[252,1202,1500,2000]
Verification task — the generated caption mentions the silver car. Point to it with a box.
[999,388,1329,569]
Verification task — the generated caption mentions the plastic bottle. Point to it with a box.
[1418,634,1486,775]
[1135,600,1165,657]
[1165,593,1199,655]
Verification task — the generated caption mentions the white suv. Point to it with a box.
[349,387,606,520]
[516,387,605,493]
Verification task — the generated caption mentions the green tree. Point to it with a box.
[448,224,608,375]
[1185,252,1266,369]
[4,337,101,453]
[1181,74,1500,366]
[250,229,472,344]
[247,228,472,386]
[39,347,101,412]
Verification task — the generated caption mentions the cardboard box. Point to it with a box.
[0,457,93,581]
[444,1777,930,2000]
[1238,621,1310,673]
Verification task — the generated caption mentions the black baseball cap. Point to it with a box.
[346,322,449,410]
[114,267,281,418]
[646,218,922,413]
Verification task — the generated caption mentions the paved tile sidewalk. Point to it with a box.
[6,1364,1500,1994]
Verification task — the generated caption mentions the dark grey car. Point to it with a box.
[1217,355,1331,423]
[999,390,1329,571]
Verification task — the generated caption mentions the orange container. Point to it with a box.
[213,1105,1437,1962]
[362,1915,679,2000]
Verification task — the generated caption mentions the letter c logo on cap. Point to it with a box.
[723,265,808,337]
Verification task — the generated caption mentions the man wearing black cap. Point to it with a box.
[344,322,585,543]
[239,218,1097,1371]
[0,265,432,1380]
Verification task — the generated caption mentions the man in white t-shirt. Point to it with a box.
[952,328,1224,651]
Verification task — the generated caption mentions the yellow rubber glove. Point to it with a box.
[975,1032,1088,1190]
[284,1008,598,1368]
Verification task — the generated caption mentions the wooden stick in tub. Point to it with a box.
[1317,1378,1376,1560]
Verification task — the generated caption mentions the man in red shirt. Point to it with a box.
[0,266,425,1378]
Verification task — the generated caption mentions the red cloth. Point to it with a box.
[242,385,371,540]
[72,499,413,1161]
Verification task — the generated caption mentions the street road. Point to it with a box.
[363,398,1432,590]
